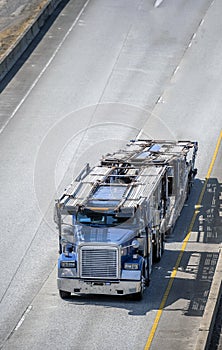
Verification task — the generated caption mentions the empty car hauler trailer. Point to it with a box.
[54,139,198,300]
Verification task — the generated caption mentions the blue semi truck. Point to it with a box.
[54,139,198,300]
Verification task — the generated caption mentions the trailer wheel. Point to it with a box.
[59,290,71,299]
[153,233,164,262]
[161,233,165,254]
[186,180,192,200]
[186,169,196,199]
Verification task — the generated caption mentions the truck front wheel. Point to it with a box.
[130,278,145,301]
[59,290,71,299]
[131,290,143,301]
[131,261,150,301]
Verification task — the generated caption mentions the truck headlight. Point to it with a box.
[124,263,139,270]
[60,261,76,268]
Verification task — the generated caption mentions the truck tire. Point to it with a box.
[59,290,71,299]
[135,261,150,300]
[131,290,143,301]
[153,233,164,262]
[130,279,144,301]
[144,259,150,286]
[159,233,165,260]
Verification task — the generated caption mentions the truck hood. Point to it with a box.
[73,225,136,246]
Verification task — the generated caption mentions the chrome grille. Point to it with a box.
[80,246,118,279]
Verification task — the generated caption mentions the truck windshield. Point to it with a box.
[76,213,136,227]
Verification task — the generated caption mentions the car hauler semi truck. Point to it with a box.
[54,139,198,300]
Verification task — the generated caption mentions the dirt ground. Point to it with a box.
[0,0,49,59]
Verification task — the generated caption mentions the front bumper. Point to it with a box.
[57,277,142,296]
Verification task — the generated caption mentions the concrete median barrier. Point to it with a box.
[0,0,64,83]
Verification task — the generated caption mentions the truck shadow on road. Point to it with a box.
[66,177,221,317]
[65,248,219,317]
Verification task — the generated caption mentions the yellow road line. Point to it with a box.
[206,130,222,180]
[144,130,222,350]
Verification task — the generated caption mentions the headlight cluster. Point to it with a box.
[60,261,76,268]
[124,263,139,270]
[121,248,127,256]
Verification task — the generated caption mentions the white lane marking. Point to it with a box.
[14,305,32,331]
[154,0,164,8]
[200,19,205,26]
[136,128,144,139]
[192,32,197,41]
[173,65,180,76]
[188,31,197,49]
[157,95,164,104]
[0,0,91,135]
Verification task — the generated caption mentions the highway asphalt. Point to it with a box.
[0,0,221,349]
